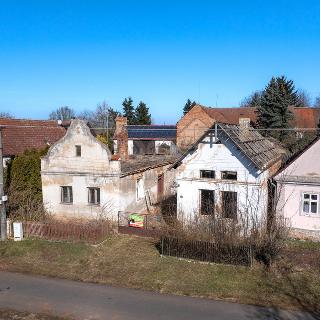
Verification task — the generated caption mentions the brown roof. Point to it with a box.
[0,118,67,157]
[173,122,284,171]
[202,106,257,124]
[198,105,320,128]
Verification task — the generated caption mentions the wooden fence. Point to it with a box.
[23,221,114,244]
[160,237,253,266]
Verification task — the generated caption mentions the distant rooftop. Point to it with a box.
[122,125,176,140]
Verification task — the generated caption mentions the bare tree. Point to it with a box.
[314,95,320,108]
[0,112,14,118]
[296,89,311,107]
[49,106,75,120]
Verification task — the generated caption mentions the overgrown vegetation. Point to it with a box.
[5,148,48,221]
[0,236,319,312]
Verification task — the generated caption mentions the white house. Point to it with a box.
[171,120,284,222]
[274,137,320,236]
[41,119,177,220]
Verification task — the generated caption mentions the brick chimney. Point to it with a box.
[239,117,250,130]
[115,116,128,160]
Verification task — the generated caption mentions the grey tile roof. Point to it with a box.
[218,123,285,170]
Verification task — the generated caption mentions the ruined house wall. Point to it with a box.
[176,134,269,222]
[41,120,121,220]
[176,106,215,151]
[119,164,176,214]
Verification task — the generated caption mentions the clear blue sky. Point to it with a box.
[0,0,319,124]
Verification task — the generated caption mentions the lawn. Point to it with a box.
[0,235,320,312]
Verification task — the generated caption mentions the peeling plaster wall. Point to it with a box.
[41,120,121,220]
[176,134,269,222]
[41,120,176,220]
[119,164,176,213]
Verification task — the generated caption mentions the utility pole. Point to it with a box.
[0,128,7,240]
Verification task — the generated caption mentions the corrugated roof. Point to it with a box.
[126,125,176,140]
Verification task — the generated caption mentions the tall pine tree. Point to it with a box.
[122,97,136,124]
[183,99,197,115]
[135,101,151,125]
[257,76,296,142]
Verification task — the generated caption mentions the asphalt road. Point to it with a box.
[0,271,315,320]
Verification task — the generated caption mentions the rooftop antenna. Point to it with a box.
[216,94,219,108]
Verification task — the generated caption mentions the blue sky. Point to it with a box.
[0,0,319,124]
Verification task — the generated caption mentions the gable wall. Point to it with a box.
[176,106,215,151]
[176,134,270,221]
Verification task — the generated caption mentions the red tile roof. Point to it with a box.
[0,119,67,157]
[199,105,320,128]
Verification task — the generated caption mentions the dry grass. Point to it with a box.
[0,235,320,312]
[0,309,70,320]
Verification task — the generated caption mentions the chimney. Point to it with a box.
[239,117,250,130]
[115,116,128,160]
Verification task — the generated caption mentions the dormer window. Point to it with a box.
[75,145,81,157]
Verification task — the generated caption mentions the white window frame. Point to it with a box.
[301,192,319,216]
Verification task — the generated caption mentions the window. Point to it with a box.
[75,145,81,157]
[61,186,73,204]
[136,178,144,201]
[200,170,215,179]
[88,188,100,205]
[302,193,319,215]
[221,171,237,180]
[221,191,237,220]
[200,190,215,215]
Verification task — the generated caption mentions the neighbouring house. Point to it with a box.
[177,104,320,151]
[274,137,320,236]
[41,119,177,220]
[113,117,177,155]
[171,119,285,222]
[0,118,67,166]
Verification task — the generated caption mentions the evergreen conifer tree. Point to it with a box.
[122,97,136,124]
[183,99,197,115]
[135,101,151,125]
[257,76,296,142]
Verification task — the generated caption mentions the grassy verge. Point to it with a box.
[0,309,70,320]
[0,235,320,312]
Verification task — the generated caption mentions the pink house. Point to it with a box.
[275,137,320,235]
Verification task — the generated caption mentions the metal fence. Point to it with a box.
[160,237,253,266]
[23,220,114,244]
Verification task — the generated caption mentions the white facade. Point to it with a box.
[175,134,271,222]
[41,120,175,221]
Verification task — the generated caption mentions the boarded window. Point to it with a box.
[221,191,237,219]
[88,188,100,205]
[200,170,215,179]
[221,171,237,180]
[75,145,81,157]
[61,186,73,204]
[200,190,215,215]
[136,178,144,201]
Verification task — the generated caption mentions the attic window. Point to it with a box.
[75,145,81,157]
[200,170,215,179]
[221,171,237,180]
